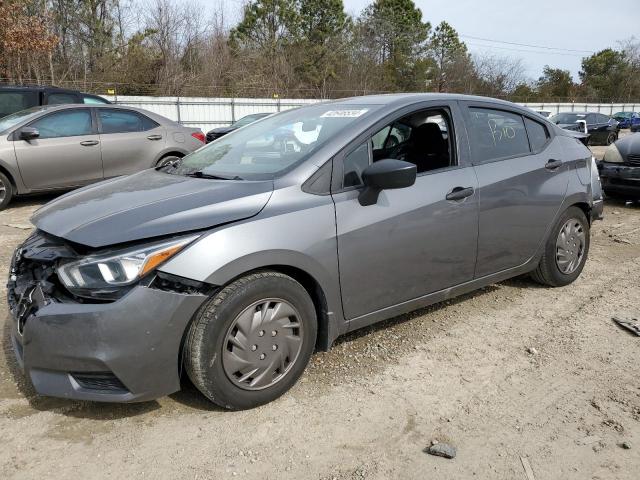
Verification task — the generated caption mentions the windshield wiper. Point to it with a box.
[185,171,243,180]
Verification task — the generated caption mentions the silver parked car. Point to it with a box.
[0,104,205,209]
[8,94,603,409]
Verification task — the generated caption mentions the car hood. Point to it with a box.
[31,170,274,248]
[613,133,640,159]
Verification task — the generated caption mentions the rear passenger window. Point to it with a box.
[524,117,550,152]
[468,107,530,163]
[47,93,78,105]
[98,109,157,133]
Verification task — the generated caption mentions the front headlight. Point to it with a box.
[57,235,199,295]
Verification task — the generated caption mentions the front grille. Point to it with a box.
[627,154,640,166]
[72,372,129,392]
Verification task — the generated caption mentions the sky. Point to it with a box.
[341,0,639,81]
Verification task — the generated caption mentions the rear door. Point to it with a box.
[97,108,165,177]
[461,102,568,277]
[13,108,103,190]
[332,102,478,321]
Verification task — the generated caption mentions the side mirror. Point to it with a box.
[20,127,40,141]
[358,159,417,206]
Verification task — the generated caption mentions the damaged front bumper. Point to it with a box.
[597,161,640,198]
[7,232,209,403]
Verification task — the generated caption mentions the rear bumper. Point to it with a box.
[597,161,640,198]
[9,285,207,402]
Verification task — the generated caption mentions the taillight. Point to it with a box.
[191,131,205,143]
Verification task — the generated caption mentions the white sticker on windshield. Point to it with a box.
[321,109,368,118]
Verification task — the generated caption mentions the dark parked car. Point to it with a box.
[598,133,640,199]
[206,112,272,143]
[549,111,619,145]
[612,111,640,130]
[8,94,603,409]
[0,85,110,118]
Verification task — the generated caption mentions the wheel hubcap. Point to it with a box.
[0,178,6,202]
[222,298,303,391]
[555,218,585,274]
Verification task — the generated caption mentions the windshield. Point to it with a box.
[613,112,632,119]
[549,112,587,124]
[171,104,378,180]
[0,106,48,134]
[234,113,271,128]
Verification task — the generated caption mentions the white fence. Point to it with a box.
[103,95,640,132]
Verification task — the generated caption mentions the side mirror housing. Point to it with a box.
[358,159,417,206]
[20,127,40,141]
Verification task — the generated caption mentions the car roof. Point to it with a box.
[12,103,178,126]
[554,111,606,115]
[325,93,525,108]
[0,84,80,94]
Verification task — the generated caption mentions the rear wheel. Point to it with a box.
[185,271,317,410]
[156,154,182,168]
[0,172,14,211]
[531,206,590,287]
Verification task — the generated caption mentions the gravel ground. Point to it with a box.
[1,167,639,479]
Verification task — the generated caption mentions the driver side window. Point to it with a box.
[29,110,93,139]
[341,108,454,189]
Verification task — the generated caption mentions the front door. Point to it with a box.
[461,103,569,278]
[14,108,103,190]
[333,106,479,321]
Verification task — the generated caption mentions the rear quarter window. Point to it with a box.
[467,107,530,164]
[524,117,550,152]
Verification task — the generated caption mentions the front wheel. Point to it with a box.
[184,271,317,410]
[0,172,14,211]
[606,132,617,145]
[531,206,590,287]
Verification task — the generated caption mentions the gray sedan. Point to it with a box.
[0,104,204,209]
[8,94,603,409]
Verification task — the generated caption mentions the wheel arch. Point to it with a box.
[0,162,18,190]
[152,149,188,166]
[176,263,336,384]
[571,201,592,225]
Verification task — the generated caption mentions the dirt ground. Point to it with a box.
[1,164,639,479]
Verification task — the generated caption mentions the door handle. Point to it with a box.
[545,159,563,171]
[80,140,99,146]
[446,186,474,201]
[147,134,163,140]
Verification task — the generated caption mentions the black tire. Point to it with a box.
[0,171,14,211]
[606,132,617,145]
[531,206,590,287]
[185,271,317,410]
